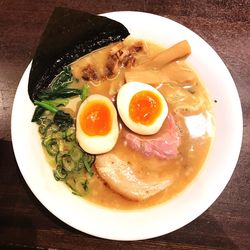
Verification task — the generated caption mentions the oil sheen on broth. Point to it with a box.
[58,38,214,209]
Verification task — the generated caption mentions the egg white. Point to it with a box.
[117,82,168,135]
[76,94,119,154]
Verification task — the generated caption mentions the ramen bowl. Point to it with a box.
[11,11,243,240]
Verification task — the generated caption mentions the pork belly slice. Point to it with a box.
[95,154,172,201]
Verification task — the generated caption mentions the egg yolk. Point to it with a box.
[80,101,112,136]
[129,90,162,125]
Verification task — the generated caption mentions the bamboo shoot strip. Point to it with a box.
[141,40,191,69]
[125,70,164,84]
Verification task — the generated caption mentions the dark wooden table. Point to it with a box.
[0,1,249,249]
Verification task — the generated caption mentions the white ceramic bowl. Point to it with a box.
[11,11,243,240]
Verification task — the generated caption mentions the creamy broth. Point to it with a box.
[59,38,214,209]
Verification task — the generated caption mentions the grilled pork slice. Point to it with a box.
[95,154,172,201]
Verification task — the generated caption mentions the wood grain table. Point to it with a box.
[0,1,249,249]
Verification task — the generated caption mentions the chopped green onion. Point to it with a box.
[82,180,89,192]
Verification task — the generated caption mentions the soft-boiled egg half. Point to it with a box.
[76,94,119,154]
[117,82,168,135]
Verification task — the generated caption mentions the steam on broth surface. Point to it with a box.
[39,37,214,209]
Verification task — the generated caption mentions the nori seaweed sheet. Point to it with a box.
[28,7,129,102]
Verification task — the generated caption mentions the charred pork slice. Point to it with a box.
[95,154,172,201]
